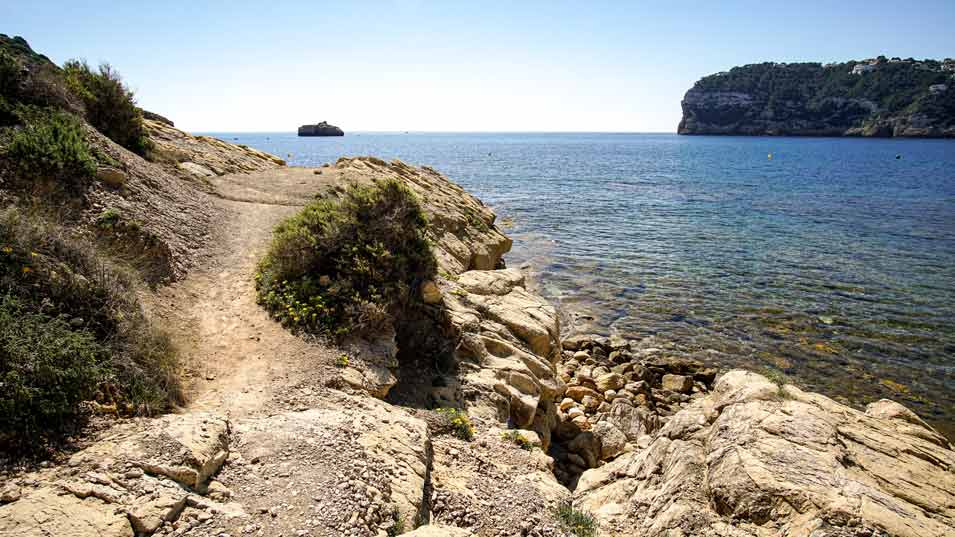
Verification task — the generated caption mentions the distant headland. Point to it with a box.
[297,121,344,136]
[679,57,955,137]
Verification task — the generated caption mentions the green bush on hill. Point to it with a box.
[6,107,96,180]
[63,59,151,156]
[692,59,954,127]
[0,207,180,454]
[256,179,436,339]
[0,295,107,447]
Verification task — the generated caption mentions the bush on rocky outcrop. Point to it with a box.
[4,107,95,181]
[256,179,436,338]
[0,207,180,454]
[63,59,151,156]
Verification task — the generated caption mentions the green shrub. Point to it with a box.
[0,207,180,454]
[0,51,19,125]
[501,430,535,450]
[256,179,436,338]
[0,295,107,449]
[63,59,151,156]
[95,208,122,229]
[386,506,404,537]
[555,501,597,537]
[435,407,474,441]
[5,108,95,180]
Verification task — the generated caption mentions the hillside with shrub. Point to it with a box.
[0,34,282,456]
[678,57,955,136]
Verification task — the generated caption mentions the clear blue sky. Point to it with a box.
[4,1,954,132]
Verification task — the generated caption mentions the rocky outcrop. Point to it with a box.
[145,119,286,177]
[334,157,512,274]
[550,334,716,486]
[298,121,344,136]
[439,268,564,443]
[0,413,234,537]
[574,370,955,537]
[679,60,955,137]
[141,110,174,127]
[428,423,570,536]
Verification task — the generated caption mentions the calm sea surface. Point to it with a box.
[209,132,955,436]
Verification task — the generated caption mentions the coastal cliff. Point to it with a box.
[298,121,344,136]
[679,57,955,137]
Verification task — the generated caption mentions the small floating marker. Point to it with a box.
[895,154,901,160]
[768,153,773,160]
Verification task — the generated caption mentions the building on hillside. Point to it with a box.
[929,84,948,94]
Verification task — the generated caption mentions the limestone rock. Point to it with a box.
[595,372,625,392]
[439,268,563,429]
[126,494,187,535]
[591,421,627,460]
[178,161,215,178]
[81,411,230,489]
[0,487,133,537]
[661,373,692,393]
[334,157,511,274]
[145,119,286,174]
[233,393,431,530]
[95,166,127,187]
[575,370,955,537]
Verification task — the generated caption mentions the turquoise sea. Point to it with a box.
[209,132,955,437]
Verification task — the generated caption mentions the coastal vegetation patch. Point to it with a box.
[63,59,151,156]
[255,179,436,339]
[0,207,180,455]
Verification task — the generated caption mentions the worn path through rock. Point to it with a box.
[153,167,343,417]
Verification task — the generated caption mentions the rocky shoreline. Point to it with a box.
[2,158,954,537]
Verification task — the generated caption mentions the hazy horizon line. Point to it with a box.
[191,129,679,135]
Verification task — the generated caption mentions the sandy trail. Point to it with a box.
[153,167,342,417]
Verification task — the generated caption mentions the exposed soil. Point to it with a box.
[150,167,346,417]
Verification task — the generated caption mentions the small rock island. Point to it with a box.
[297,121,344,136]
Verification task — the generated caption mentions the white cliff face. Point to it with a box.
[574,370,955,537]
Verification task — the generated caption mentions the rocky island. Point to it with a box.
[297,120,344,136]
[679,57,955,137]
[1,34,954,537]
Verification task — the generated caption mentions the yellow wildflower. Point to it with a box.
[1,246,11,254]
[22,266,31,274]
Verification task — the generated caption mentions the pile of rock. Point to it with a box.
[550,334,716,486]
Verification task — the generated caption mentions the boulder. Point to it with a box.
[595,372,625,392]
[81,411,230,489]
[591,421,627,460]
[661,373,693,393]
[575,370,955,537]
[566,385,601,403]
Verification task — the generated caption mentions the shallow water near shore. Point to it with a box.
[212,131,955,438]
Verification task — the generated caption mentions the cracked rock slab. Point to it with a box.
[0,487,133,537]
